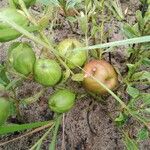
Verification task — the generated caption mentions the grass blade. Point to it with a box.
[0,121,53,135]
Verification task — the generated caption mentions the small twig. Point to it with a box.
[0,122,53,147]
[61,114,66,150]
[49,115,62,150]
[109,52,112,64]
[29,124,55,150]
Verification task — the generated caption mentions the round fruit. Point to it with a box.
[0,8,29,42]
[83,60,118,94]
[34,59,62,86]
[57,38,87,69]
[0,97,11,126]
[13,0,36,8]
[48,89,75,113]
[9,42,36,76]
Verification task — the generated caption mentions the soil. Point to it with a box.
[0,0,150,150]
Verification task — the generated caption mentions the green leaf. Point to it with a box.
[140,72,150,81]
[115,112,127,126]
[6,77,23,90]
[63,69,71,81]
[9,100,17,116]
[123,24,140,38]
[0,121,53,135]
[132,71,150,81]
[126,63,138,79]
[143,108,150,114]
[105,0,124,21]
[123,132,139,150]
[71,73,84,81]
[22,90,44,105]
[127,86,140,98]
[37,0,59,6]
[141,93,150,106]
[126,48,135,57]
[142,58,150,66]
[0,78,6,86]
[139,0,145,4]
[78,12,88,34]
[0,65,10,86]
[66,0,82,9]
[137,127,149,141]
[90,49,98,58]
[136,10,144,30]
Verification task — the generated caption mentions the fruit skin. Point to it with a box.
[0,97,11,126]
[0,8,29,42]
[34,59,62,86]
[48,89,75,113]
[13,0,36,8]
[9,42,36,76]
[57,38,87,69]
[83,60,118,94]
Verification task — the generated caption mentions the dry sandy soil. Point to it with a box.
[0,0,150,150]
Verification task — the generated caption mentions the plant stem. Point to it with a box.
[99,0,105,59]
[19,0,36,23]
[61,114,65,150]
[8,0,16,8]
[0,122,54,146]
[19,0,73,75]
[85,6,89,60]
[49,115,62,150]
[29,124,55,150]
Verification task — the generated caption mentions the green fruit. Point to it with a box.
[48,89,75,113]
[83,60,118,94]
[34,59,62,86]
[0,97,11,126]
[57,38,87,69]
[9,42,36,76]
[0,8,29,42]
[13,0,36,8]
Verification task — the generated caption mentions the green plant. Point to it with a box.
[123,0,150,63]
[114,1,150,148]
[49,89,75,113]
[83,60,118,94]
[9,42,36,76]
[0,0,150,149]
[13,0,36,8]
[34,59,62,86]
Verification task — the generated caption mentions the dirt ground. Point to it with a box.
[0,0,150,150]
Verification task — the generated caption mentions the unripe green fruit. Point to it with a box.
[9,42,36,76]
[13,0,36,8]
[83,60,118,94]
[0,97,11,126]
[34,59,62,86]
[0,8,29,42]
[57,39,87,69]
[48,89,75,113]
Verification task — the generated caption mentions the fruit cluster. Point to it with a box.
[0,4,118,126]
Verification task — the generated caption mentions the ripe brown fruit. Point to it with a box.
[83,60,118,94]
